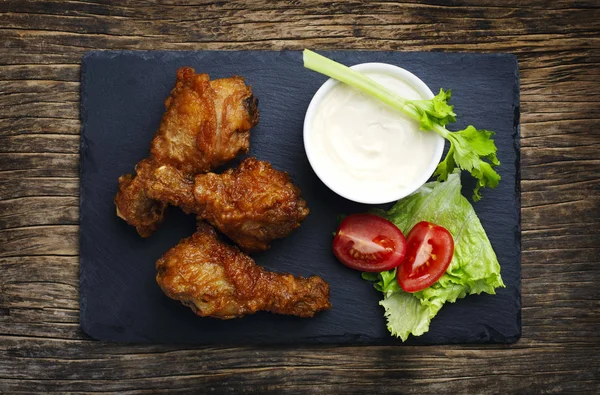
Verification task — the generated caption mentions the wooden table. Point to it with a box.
[1,1,599,393]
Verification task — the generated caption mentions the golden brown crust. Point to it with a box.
[193,157,310,252]
[114,159,167,237]
[142,157,310,252]
[156,223,331,319]
[114,67,258,237]
[143,164,197,214]
[150,68,258,174]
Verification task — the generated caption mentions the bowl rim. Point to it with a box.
[303,62,445,205]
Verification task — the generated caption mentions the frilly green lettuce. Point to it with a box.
[363,170,504,341]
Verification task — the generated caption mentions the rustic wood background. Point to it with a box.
[1,0,599,393]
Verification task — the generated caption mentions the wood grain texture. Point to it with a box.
[0,0,599,393]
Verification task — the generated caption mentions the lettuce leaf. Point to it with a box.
[364,170,504,341]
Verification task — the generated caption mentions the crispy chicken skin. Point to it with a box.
[144,162,197,214]
[156,223,331,319]
[115,67,259,236]
[150,68,258,174]
[115,159,167,237]
[146,157,310,252]
[194,157,310,252]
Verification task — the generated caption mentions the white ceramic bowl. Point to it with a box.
[303,62,445,204]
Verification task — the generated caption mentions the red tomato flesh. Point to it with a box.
[397,221,455,292]
[333,214,407,272]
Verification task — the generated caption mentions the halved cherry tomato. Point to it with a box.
[397,221,454,292]
[333,214,407,272]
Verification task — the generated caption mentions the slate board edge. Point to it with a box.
[79,53,90,338]
[512,57,523,344]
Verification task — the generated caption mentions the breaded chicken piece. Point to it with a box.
[145,157,310,252]
[156,223,331,319]
[115,67,259,236]
[150,68,258,174]
[194,157,310,252]
[115,159,168,237]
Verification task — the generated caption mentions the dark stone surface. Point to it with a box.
[80,50,520,345]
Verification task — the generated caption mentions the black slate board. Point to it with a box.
[80,50,521,345]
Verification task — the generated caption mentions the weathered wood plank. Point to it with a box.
[0,225,78,257]
[0,196,78,229]
[0,153,78,178]
[0,134,79,153]
[0,98,78,119]
[0,338,597,393]
[0,117,80,136]
[0,177,79,200]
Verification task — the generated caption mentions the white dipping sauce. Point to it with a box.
[308,72,440,203]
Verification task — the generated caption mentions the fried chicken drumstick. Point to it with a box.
[115,67,259,237]
[145,157,310,252]
[156,223,331,319]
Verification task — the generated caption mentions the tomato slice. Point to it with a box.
[397,221,455,292]
[333,214,407,272]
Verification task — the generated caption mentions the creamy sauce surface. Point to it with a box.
[309,72,440,202]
